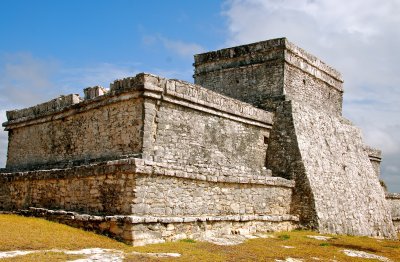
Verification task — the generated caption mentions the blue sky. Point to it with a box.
[1,0,400,191]
[0,0,225,94]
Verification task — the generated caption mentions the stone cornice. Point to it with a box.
[21,207,300,224]
[194,38,343,92]
[0,158,295,188]
[386,193,400,199]
[3,74,273,130]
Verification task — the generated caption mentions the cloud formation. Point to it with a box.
[0,53,59,109]
[160,37,206,58]
[142,35,206,59]
[223,0,400,191]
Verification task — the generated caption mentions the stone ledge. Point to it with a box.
[3,73,273,129]
[194,38,343,90]
[0,158,295,188]
[3,92,142,129]
[194,38,341,80]
[20,207,300,224]
[17,207,299,246]
[386,193,400,199]
[365,145,382,161]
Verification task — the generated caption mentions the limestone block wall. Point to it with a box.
[386,193,400,231]
[137,76,274,176]
[194,38,343,115]
[3,73,273,175]
[194,60,284,109]
[267,101,396,238]
[387,193,400,218]
[132,175,292,217]
[143,101,269,174]
[284,63,342,115]
[0,165,136,215]
[5,97,144,171]
[365,146,382,177]
[0,158,295,219]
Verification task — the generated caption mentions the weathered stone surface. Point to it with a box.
[3,73,272,173]
[365,146,382,177]
[0,158,294,221]
[288,101,394,237]
[5,99,144,171]
[386,193,400,231]
[194,37,343,115]
[194,38,397,238]
[16,207,298,246]
[1,37,399,245]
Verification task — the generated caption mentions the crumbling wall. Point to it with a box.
[194,38,343,114]
[194,38,395,238]
[266,101,317,228]
[365,146,382,177]
[144,101,269,174]
[132,174,293,217]
[386,193,400,231]
[194,60,284,109]
[0,169,136,215]
[6,99,144,170]
[290,101,395,237]
[0,158,295,221]
[283,63,342,115]
[138,76,274,175]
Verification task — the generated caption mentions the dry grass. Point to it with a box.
[2,252,83,262]
[0,214,126,251]
[1,214,400,261]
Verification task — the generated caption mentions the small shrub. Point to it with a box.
[384,245,399,249]
[278,234,290,240]
[319,243,330,246]
[180,238,196,243]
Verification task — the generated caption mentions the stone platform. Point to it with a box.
[0,158,298,245]
[1,38,399,244]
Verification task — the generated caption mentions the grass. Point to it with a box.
[0,214,399,261]
[278,234,291,240]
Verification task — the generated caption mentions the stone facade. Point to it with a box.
[1,38,399,244]
[194,38,397,239]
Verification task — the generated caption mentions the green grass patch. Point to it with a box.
[180,239,196,243]
[278,234,291,240]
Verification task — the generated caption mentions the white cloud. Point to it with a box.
[160,37,206,58]
[142,35,205,59]
[223,0,400,191]
[0,53,60,109]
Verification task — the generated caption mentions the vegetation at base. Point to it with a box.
[1,214,400,261]
[319,242,330,246]
[278,234,290,240]
[179,239,196,243]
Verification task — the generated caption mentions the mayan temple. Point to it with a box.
[1,38,399,245]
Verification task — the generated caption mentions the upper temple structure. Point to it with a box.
[1,38,399,245]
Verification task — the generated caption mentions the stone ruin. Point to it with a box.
[0,38,399,245]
